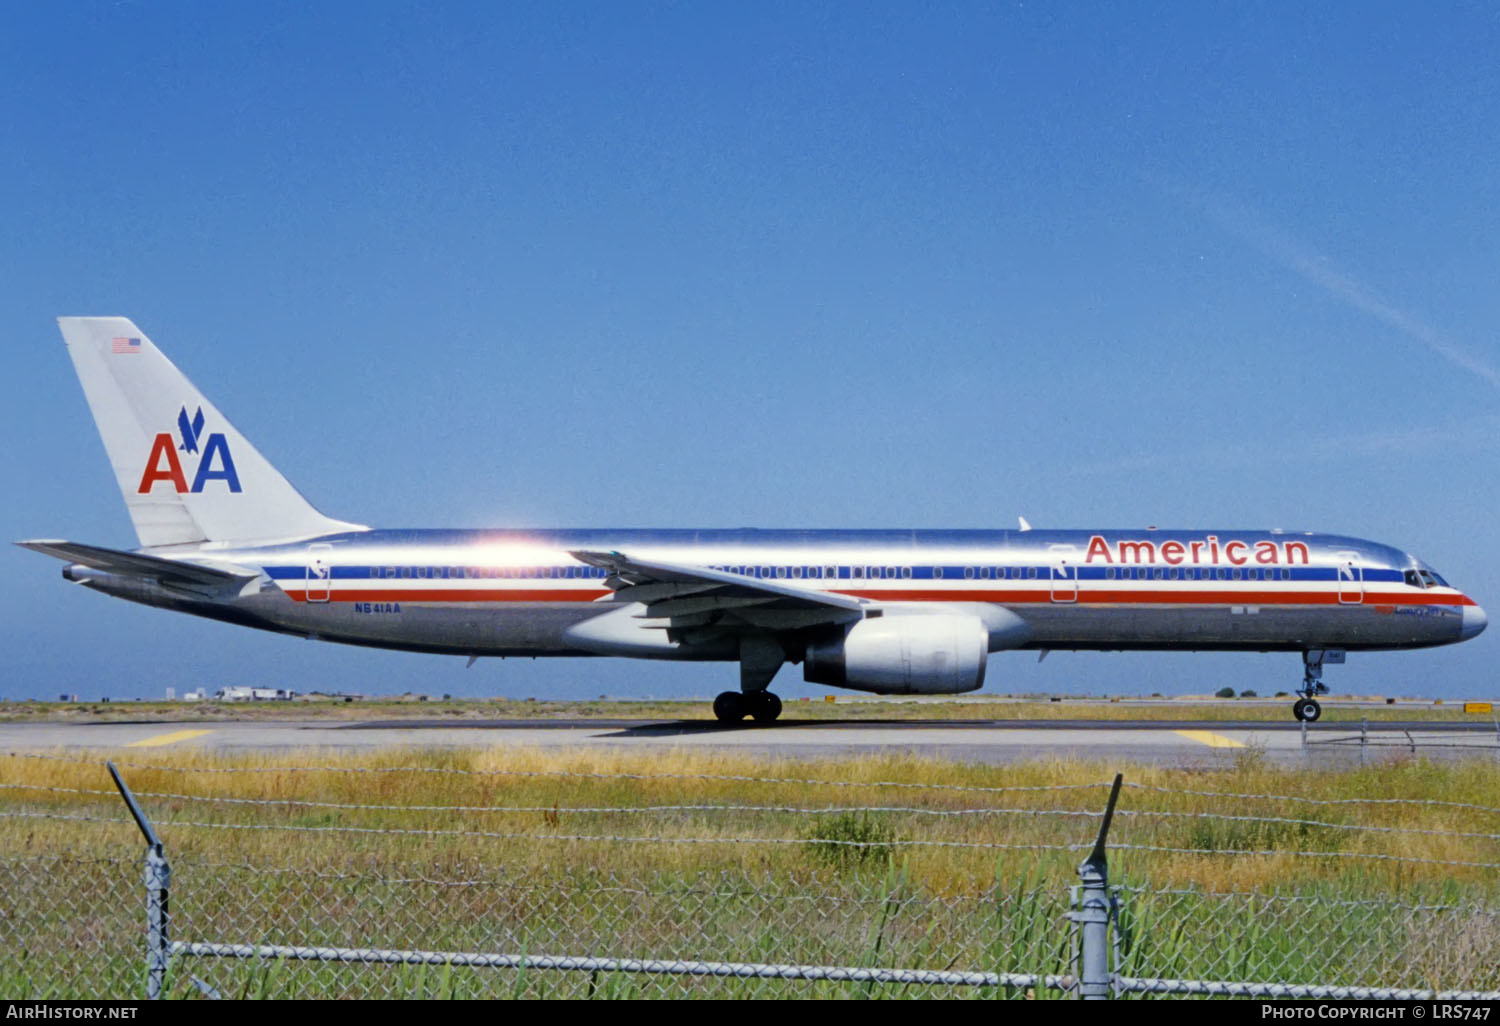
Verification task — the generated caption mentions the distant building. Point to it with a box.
[215,686,295,702]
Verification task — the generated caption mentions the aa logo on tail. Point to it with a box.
[137,405,242,494]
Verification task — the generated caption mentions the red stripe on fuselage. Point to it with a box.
[285,588,613,604]
[833,588,1476,606]
[280,585,1474,607]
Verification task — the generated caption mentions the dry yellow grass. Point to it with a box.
[3,745,1497,898]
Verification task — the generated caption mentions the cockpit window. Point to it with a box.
[1406,569,1452,589]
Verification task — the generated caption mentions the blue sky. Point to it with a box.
[4,2,1498,702]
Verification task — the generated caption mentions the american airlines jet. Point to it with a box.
[19,318,1487,723]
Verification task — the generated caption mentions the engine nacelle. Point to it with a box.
[804,614,988,694]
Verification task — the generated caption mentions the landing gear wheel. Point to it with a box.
[1293,698,1322,722]
[713,691,745,724]
[746,691,782,724]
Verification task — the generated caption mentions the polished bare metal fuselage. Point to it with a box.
[65,527,1476,662]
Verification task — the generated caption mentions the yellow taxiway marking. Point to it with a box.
[126,729,214,749]
[1172,729,1245,749]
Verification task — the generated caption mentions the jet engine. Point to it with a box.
[803,614,988,694]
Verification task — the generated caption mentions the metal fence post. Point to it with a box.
[144,842,171,1000]
[107,762,170,1000]
[1072,773,1122,1000]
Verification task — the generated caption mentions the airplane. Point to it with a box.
[18,317,1487,724]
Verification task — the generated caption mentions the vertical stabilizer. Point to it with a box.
[56,317,367,548]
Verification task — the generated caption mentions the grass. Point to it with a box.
[2,745,1498,998]
[0,694,1493,724]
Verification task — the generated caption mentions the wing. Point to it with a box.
[570,549,865,632]
[17,539,256,590]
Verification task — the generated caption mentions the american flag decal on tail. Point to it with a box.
[111,337,141,354]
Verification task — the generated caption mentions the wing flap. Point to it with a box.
[571,549,866,619]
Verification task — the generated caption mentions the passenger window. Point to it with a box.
[933,567,944,580]
[1027,567,1038,579]
[901,567,912,579]
[964,567,975,579]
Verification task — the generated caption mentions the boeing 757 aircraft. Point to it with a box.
[19,318,1487,722]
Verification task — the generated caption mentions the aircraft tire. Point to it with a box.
[713,691,745,724]
[1293,698,1322,722]
[747,691,782,724]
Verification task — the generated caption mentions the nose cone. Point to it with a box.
[1462,604,1488,641]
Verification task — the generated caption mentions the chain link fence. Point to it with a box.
[3,756,1499,1000]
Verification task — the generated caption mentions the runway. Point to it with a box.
[4,717,1496,767]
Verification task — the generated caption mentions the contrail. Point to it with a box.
[1066,416,1500,478]
[1201,195,1500,391]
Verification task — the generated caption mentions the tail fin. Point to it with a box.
[57,317,366,548]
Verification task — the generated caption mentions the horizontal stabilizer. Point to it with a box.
[16,539,256,587]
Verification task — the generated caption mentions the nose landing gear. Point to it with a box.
[1292,649,1342,722]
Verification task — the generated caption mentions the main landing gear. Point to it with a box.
[1292,649,1342,722]
[715,636,786,725]
[713,690,782,724]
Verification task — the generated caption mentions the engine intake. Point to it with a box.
[804,614,988,694]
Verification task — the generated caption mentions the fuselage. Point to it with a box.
[70,527,1486,660]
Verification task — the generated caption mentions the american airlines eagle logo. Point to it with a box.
[137,405,242,494]
[177,405,206,454]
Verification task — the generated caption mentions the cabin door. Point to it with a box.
[306,543,333,604]
[1049,546,1079,604]
[1335,553,1363,605]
